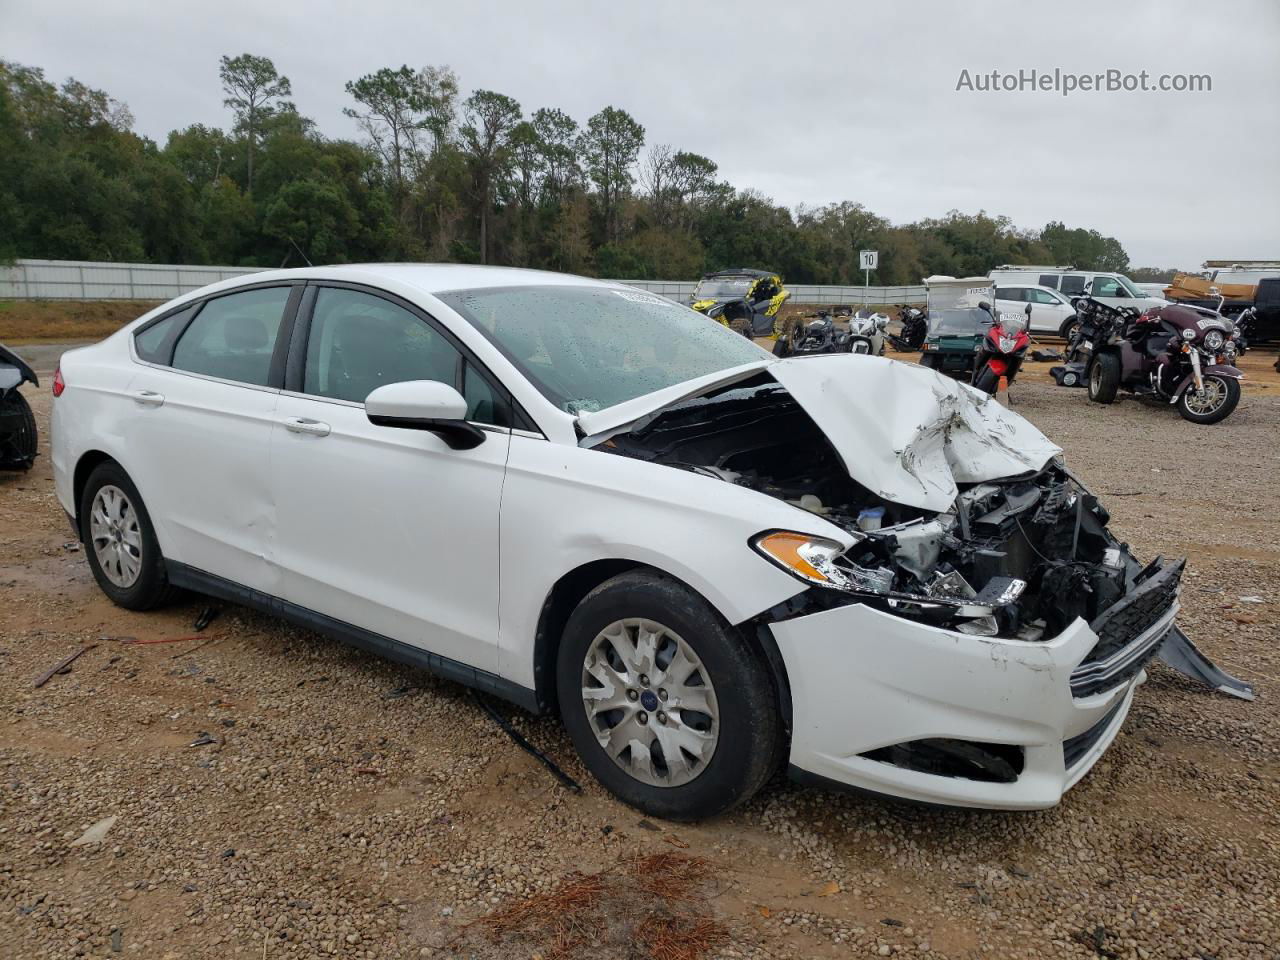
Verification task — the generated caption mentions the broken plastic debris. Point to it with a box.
[70,815,118,846]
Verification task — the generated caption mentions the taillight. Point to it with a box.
[52,366,65,397]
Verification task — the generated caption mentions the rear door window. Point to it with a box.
[1060,275,1086,295]
[171,287,291,386]
[1038,274,1060,289]
[998,288,1024,302]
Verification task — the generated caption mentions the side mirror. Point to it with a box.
[365,380,485,450]
[1025,303,1033,316]
[978,301,992,312]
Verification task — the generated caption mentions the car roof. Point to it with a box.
[219,263,619,296]
[699,268,775,280]
[996,283,1063,293]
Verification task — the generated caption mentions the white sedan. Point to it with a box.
[994,283,1078,336]
[50,264,1238,820]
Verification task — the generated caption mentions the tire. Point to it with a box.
[1059,316,1079,341]
[1088,352,1120,404]
[771,338,790,358]
[848,336,873,355]
[918,353,939,371]
[556,570,781,821]
[79,461,176,610]
[0,391,37,469]
[728,318,752,338]
[1176,375,1241,424]
[973,365,999,395]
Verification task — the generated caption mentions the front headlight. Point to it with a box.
[1204,329,1225,352]
[751,531,893,594]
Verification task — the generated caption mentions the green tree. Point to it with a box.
[218,53,292,195]
[459,90,522,264]
[580,106,644,243]
[531,107,580,202]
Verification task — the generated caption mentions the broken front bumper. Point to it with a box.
[770,573,1183,810]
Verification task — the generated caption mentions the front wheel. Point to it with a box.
[848,336,873,355]
[973,364,999,395]
[556,570,781,821]
[1177,375,1241,424]
[1059,316,1079,341]
[1088,352,1120,404]
[0,391,37,469]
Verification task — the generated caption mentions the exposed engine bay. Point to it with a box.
[592,375,1142,640]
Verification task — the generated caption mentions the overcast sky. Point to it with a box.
[4,0,1278,268]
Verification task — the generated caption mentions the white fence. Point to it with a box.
[0,259,268,301]
[610,280,925,305]
[0,259,926,305]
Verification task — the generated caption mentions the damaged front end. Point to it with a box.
[0,343,39,471]
[587,364,1253,701]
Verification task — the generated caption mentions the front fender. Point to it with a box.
[496,436,853,689]
[1171,363,1244,399]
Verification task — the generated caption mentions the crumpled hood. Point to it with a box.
[771,355,1062,513]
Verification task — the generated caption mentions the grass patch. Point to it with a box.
[0,300,161,342]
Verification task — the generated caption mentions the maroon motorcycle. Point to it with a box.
[1087,302,1244,424]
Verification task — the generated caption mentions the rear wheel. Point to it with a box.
[79,461,176,610]
[1177,375,1240,424]
[1088,352,1120,404]
[556,570,781,821]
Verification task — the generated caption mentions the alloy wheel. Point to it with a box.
[580,618,719,788]
[89,484,143,588]
[1183,377,1227,416]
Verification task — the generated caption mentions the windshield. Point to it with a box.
[927,284,994,336]
[438,285,770,415]
[1117,275,1145,298]
[693,277,753,300]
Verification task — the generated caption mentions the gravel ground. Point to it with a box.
[1,345,1277,960]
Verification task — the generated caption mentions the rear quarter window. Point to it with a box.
[134,306,196,364]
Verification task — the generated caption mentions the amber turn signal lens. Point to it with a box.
[753,531,834,584]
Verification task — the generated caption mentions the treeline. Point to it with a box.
[1,56,1136,283]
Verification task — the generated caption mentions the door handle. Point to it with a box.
[282,417,331,437]
[132,390,165,407]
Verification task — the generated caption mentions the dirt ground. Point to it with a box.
[0,302,161,343]
[1,340,1278,960]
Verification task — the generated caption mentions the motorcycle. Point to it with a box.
[1233,306,1255,356]
[846,308,890,355]
[1087,302,1245,424]
[971,302,1032,394]
[1051,297,1142,388]
[773,310,852,357]
[0,343,39,471]
[888,306,927,352]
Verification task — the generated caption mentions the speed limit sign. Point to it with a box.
[859,250,878,270]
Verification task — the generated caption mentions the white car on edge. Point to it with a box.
[50,265,1249,820]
